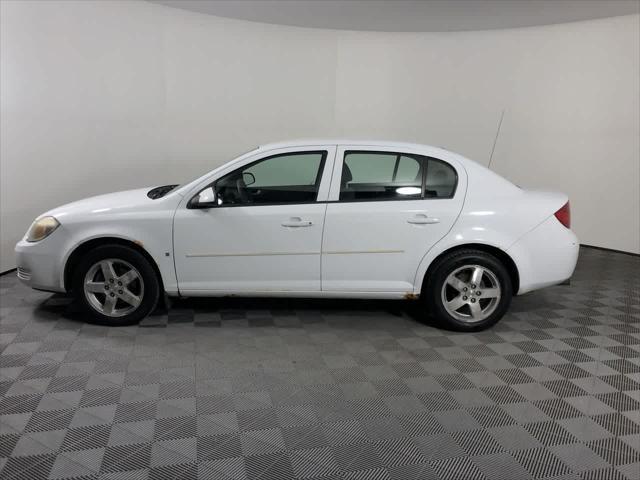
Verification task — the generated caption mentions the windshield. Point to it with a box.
[166,146,261,198]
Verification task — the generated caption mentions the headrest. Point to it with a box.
[341,163,353,184]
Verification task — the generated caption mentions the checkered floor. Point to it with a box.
[1,246,639,480]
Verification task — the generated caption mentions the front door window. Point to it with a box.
[214,151,327,206]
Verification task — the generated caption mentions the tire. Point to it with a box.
[72,245,160,326]
[423,249,512,331]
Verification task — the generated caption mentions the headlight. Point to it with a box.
[26,216,60,242]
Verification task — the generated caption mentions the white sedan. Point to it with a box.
[15,140,578,330]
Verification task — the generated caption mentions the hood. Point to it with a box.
[43,187,159,220]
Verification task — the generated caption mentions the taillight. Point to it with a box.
[554,201,571,228]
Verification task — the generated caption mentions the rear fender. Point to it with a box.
[412,227,516,293]
[507,215,579,293]
[412,189,569,293]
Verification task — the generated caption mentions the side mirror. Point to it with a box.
[242,172,256,186]
[188,186,217,209]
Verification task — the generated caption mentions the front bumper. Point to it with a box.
[15,235,66,293]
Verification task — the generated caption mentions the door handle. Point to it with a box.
[407,214,440,225]
[282,217,313,227]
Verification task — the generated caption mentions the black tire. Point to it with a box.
[72,245,160,326]
[423,249,512,331]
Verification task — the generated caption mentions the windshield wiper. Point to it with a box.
[147,184,179,199]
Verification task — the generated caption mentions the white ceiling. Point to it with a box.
[149,0,640,32]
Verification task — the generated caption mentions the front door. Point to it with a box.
[173,147,335,293]
[321,146,465,293]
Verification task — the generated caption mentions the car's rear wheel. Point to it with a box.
[72,245,159,325]
[424,249,512,331]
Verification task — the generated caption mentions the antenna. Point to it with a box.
[488,109,505,170]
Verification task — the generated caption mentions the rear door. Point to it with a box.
[321,146,465,293]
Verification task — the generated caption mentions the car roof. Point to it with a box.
[258,139,452,154]
[256,139,477,172]
[254,139,509,185]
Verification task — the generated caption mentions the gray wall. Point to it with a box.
[1,0,639,272]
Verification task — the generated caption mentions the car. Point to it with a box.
[15,140,579,330]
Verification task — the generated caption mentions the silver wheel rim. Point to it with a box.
[441,264,501,323]
[83,259,144,318]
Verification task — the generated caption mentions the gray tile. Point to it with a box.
[559,416,614,442]
[549,442,609,473]
[0,246,638,479]
[489,425,544,451]
[290,446,341,478]
[472,452,532,479]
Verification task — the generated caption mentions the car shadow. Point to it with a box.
[32,292,437,328]
[31,286,562,331]
[173,294,435,326]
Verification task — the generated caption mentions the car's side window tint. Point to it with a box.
[425,159,457,198]
[395,156,420,182]
[343,153,397,184]
[214,151,326,206]
[340,151,423,201]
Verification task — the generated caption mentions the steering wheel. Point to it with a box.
[235,177,249,203]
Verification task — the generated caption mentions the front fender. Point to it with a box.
[59,216,177,294]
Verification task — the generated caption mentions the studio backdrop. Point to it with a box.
[1,0,638,272]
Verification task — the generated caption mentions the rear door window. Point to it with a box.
[340,152,423,201]
[339,151,457,201]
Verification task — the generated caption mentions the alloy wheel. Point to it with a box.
[83,258,145,317]
[440,264,501,323]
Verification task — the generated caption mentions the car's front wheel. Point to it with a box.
[72,245,160,325]
[424,249,512,331]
